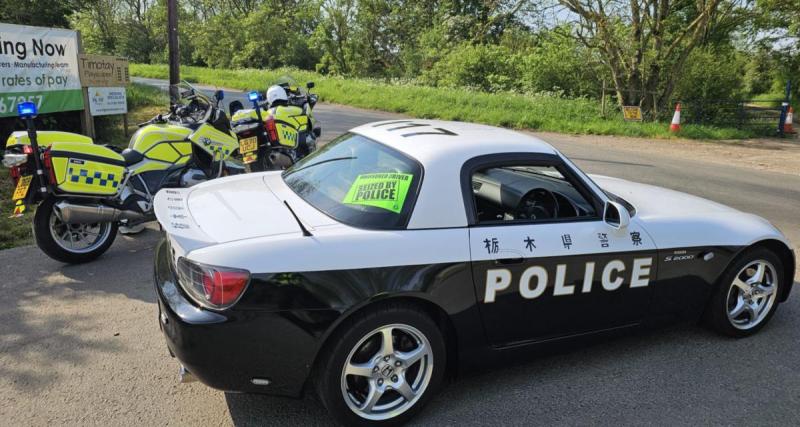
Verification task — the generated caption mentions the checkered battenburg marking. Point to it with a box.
[68,168,119,188]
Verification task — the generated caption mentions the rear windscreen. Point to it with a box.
[282,133,422,229]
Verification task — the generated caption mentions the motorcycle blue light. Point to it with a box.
[248,91,259,102]
[17,102,37,118]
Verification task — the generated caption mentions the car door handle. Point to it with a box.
[494,256,523,265]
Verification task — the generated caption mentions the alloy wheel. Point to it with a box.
[726,260,778,330]
[340,323,434,421]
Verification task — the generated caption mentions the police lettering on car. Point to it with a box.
[152,120,794,426]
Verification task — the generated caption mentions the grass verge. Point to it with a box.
[132,63,756,140]
[0,83,168,249]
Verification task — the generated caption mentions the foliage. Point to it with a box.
[673,47,746,102]
[3,0,796,136]
[132,63,755,140]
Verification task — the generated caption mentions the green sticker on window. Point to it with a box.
[342,173,413,213]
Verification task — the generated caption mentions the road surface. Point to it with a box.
[1,79,798,426]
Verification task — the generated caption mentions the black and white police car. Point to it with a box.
[153,119,795,426]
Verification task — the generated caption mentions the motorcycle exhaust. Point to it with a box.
[54,200,145,224]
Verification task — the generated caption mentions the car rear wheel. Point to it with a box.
[707,248,783,337]
[315,304,446,426]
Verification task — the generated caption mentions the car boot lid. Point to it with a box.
[153,171,336,254]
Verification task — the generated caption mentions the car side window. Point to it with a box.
[471,164,597,223]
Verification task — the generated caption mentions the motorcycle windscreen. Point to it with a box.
[49,142,126,196]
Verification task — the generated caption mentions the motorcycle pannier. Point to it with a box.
[48,142,126,196]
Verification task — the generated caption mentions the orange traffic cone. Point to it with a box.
[669,103,681,133]
[784,106,796,134]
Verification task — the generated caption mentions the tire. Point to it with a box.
[314,303,446,426]
[706,247,784,338]
[32,197,118,264]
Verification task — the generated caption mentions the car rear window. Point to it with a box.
[282,133,423,229]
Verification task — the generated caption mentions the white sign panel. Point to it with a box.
[88,86,127,116]
[0,23,83,117]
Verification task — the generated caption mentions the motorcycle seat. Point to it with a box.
[121,149,144,166]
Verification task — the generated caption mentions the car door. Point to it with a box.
[463,154,658,347]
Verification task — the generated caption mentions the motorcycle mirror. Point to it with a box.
[214,90,224,101]
[229,100,243,116]
[306,82,315,89]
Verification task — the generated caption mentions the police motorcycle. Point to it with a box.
[2,82,241,264]
[228,77,321,171]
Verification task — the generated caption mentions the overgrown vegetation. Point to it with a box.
[0,84,167,249]
[65,1,798,119]
[132,63,754,139]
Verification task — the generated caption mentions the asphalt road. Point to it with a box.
[1,80,798,426]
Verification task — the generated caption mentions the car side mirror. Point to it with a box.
[214,90,224,101]
[603,200,630,230]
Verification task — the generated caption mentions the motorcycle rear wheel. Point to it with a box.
[33,197,118,264]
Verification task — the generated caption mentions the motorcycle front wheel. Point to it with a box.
[33,197,118,264]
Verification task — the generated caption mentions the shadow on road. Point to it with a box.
[0,227,161,392]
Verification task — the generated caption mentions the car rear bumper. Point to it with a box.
[153,238,320,397]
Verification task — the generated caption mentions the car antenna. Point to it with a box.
[283,200,313,237]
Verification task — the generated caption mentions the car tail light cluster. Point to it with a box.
[176,257,250,310]
[264,117,279,142]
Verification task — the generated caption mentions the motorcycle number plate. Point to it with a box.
[12,175,33,200]
[239,137,258,154]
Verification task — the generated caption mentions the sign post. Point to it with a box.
[77,53,130,138]
[0,23,84,118]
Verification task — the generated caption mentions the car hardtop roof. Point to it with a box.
[350,119,558,165]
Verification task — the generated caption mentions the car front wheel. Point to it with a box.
[707,248,783,337]
[315,304,446,426]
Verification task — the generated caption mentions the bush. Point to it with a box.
[421,43,524,92]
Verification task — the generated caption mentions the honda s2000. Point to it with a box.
[152,120,794,426]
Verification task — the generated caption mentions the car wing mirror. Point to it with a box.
[603,200,630,230]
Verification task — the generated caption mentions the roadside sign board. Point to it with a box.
[622,106,643,121]
[0,23,83,117]
[88,87,127,116]
[78,54,129,87]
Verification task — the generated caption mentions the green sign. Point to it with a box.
[342,173,413,213]
[0,24,83,118]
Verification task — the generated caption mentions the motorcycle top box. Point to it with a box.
[6,130,93,147]
[231,106,308,149]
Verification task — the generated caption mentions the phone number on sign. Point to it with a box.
[0,95,42,114]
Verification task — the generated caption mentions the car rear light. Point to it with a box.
[264,117,279,142]
[176,257,250,309]
[42,149,57,185]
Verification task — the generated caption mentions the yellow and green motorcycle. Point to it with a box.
[229,77,321,171]
[2,82,241,263]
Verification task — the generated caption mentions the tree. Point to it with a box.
[0,0,81,28]
[556,0,742,112]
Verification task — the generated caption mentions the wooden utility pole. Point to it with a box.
[75,31,95,139]
[167,0,180,104]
